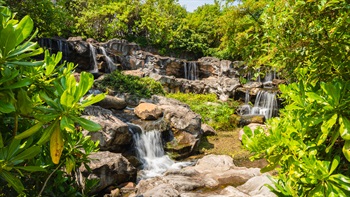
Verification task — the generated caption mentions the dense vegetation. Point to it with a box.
[0,6,104,195]
[1,0,350,196]
[95,70,165,98]
[167,93,239,130]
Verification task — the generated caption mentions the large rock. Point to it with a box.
[134,103,163,120]
[237,175,276,197]
[132,154,275,196]
[79,151,137,194]
[96,95,127,110]
[82,106,132,152]
[201,123,217,136]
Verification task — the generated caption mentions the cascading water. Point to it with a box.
[238,90,252,115]
[129,124,192,180]
[251,90,278,119]
[263,70,277,88]
[99,46,116,73]
[89,43,98,73]
[184,62,198,80]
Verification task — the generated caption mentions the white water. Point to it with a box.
[251,90,278,119]
[99,46,116,73]
[130,125,192,180]
[239,90,278,119]
[184,62,198,80]
[89,43,99,73]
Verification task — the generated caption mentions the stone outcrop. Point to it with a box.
[96,95,127,110]
[134,103,163,120]
[132,154,276,197]
[82,106,132,152]
[79,151,137,194]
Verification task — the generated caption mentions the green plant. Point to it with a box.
[166,93,239,130]
[96,70,165,98]
[0,6,105,195]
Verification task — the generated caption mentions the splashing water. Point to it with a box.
[251,90,278,119]
[89,43,98,73]
[99,46,116,73]
[129,124,192,180]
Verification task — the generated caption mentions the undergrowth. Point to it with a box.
[166,93,240,130]
[95,70,165,98]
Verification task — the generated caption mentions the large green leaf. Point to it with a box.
[80,93,105,108]
[0,171,24,194]
[342,140,350,162]
[60,90,75,109]
[14,166,46,172]
[0,99,15,113]
[0,78,32,90]
[317,114,337,145]
[71,116,101,132]
[14,15,33,46]
[60,116,75,132]
[37,120,59,145]
[339,116,350,140]
[11,145,40,162]
[0,24,16,56]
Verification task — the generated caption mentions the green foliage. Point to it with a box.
[5,0,72,37]
[241,1,350,195]
[167,93,239,130]
[96,70,165,98]
[0,7,104,195]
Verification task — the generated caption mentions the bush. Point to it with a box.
[166,93,239,130]
[96,70,165,98]
[0,6,104,195]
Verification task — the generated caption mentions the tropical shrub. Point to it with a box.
[241,0,350,196]
[95,70,165,98]
[0,6,104,195]
[167,93,239,130]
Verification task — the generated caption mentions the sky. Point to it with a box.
[178,0,216,12]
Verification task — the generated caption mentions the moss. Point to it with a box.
[95,70,165,98]
[166,93,240,130]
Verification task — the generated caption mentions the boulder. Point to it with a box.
[82,106,132,152]
[132,154,274,196]
[134,103,163,120]
[239,115,265,126]
[237,175,276,197]
[141,183,180,197]
[193,154,235,173]
[96,95,127,110]
[201,124,217,136]
[79,151,136,194]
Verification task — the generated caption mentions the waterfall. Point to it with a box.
[129,124,192,180]
[99,46,116,73]
[184,62,198,80]
[263,70,277,88]
[57,40,69,64]
[251,90,278,119]
[89,43,98,73]
[238,90,252,115]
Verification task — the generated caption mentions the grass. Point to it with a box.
[195,129,268,168]
[95,70,165,98]
[166,93,240,130]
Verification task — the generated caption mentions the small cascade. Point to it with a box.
[99,46,116,73]
[251,90,278,119]
[184,62,198,80]
[263,70,277,88]
[57,40,69,64]
[89,43,98,73]
[129,124,192,180]
[238,90,252,115]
